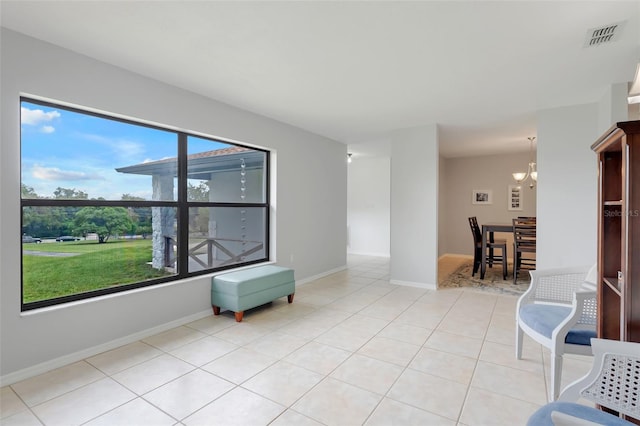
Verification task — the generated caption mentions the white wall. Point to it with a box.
[440,152,537,256]
[390,125,439,288]
[598,82,632,135]
[536,103,599,268]
[347,156,390,257]
[0,29,347,381]
[537,84,630,269]
[438,156,447,257]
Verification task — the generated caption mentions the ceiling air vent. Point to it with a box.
[584,21,625,47]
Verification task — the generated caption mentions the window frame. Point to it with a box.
[20,97,270,311]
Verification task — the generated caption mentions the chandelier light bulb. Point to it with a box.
[513,137,537,188]
[513,172,527,182]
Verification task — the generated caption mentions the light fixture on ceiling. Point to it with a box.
[347,153,352,163]
[513,137,537,189]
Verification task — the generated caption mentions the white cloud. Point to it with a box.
[77,132,146,159]
[117,140,146,158]
[32,165,104,181]
[77,133,110,143]
[40,125,55,134]
[21,107,60,126]
[142,156,172,163]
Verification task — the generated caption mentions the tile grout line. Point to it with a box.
[4,256,553,425]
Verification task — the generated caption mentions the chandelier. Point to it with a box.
[512,137,537,188]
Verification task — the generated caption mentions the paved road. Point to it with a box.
[23,250,81,257]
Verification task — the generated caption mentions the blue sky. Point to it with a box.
[21,101,228,200]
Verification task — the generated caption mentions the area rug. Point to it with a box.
[439,260,530,296]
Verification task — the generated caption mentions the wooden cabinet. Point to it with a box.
[592,120,640,342]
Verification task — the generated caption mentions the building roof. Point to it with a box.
[116,146,264,179]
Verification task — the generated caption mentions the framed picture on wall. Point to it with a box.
[508,185,523,211]
[472,189,493,205]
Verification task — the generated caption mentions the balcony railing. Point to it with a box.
[164,235,263,271]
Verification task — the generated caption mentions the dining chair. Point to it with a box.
[513,217,537,284]
[527,338,636,425]
[517,216,537,222]
[516,265,597,402]
[468,216,508,279]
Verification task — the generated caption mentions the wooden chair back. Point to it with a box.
[468,216,482,246]
[513,218,537,251]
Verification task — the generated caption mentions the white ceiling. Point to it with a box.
[1,1,639,158]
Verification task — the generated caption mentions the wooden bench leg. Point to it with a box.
[212,305,220,315]
[287,293,295,303]
[234,311,244,322]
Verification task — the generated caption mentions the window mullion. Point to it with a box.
[178,133,189,277]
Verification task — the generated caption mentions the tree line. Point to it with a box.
[22,183,210,243]
[22,185,152,243]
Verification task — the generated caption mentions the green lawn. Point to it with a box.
[22,239,172,303]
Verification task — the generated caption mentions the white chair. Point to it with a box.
[527,338,640,425]
[516,265,597,401]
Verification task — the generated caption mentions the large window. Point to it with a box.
[20,98,269,310]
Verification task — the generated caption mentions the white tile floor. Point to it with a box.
[1,255,593,426]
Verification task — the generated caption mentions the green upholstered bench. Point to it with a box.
[211,265,295,322]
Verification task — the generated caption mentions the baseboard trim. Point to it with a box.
[390,279,437,291]
[296,264,347,287]
[0,264,351,385]
[0,308,212,386]
[347,251,390,257]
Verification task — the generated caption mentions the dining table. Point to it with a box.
[480,222,513,279]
